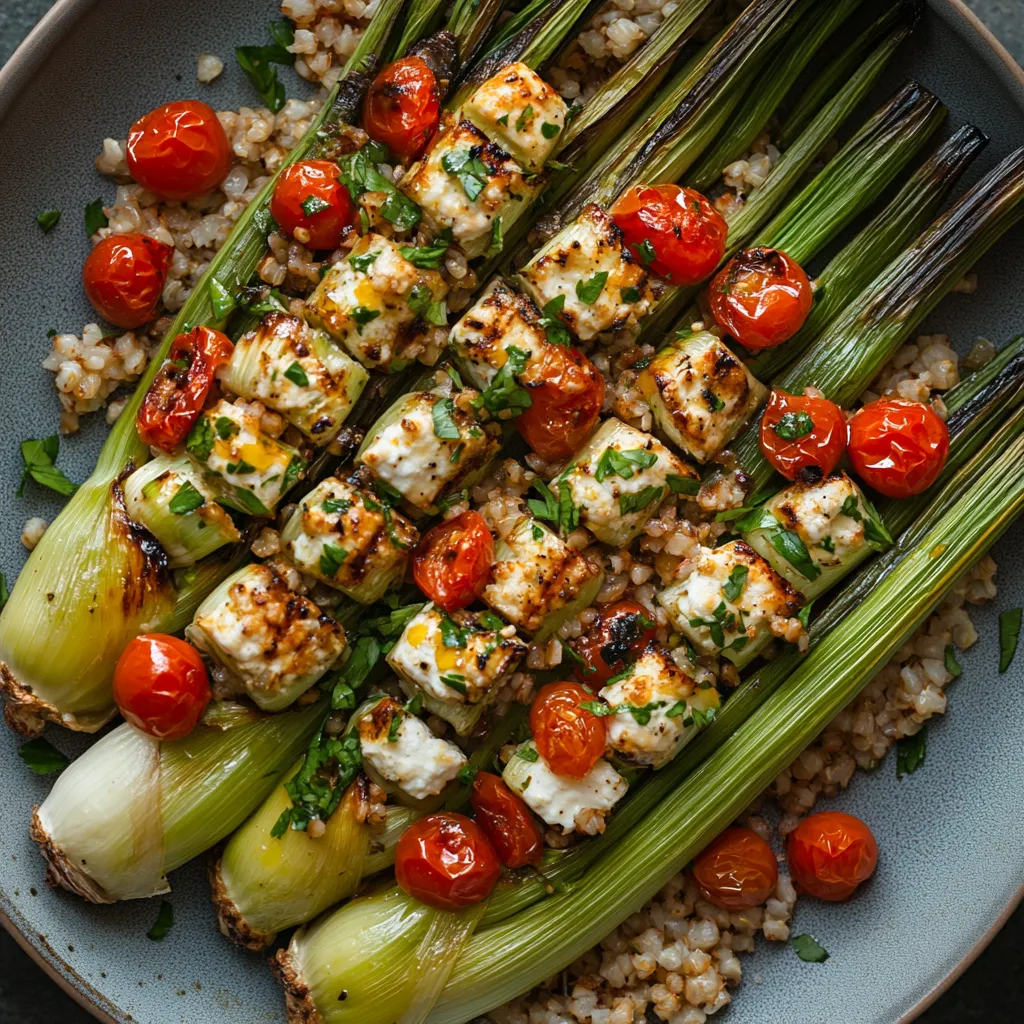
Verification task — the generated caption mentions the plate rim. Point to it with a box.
[0,1,1021,1022]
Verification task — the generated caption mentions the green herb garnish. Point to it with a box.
[575,271,608,305]
[17,737,70,775]
[147,900,174,942]
[773,411,814,440]
[441,148,490,201]
[432,397,461,440]
[284,361,310,387]
[168,481,205,515]
[84,198,108,235]
[594,447,658,483]
[37,209,61,232]
[17,436,78,497]
[896,726,927,778]
[999,607,1021,673]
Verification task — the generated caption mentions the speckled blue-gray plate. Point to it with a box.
[0,2,1022,1022]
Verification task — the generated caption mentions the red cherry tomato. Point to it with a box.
[529,680,607,780]
[708,248,813,351]
[470,771,544,869]
[394,812,501,910]
[112,634,211,740]
[516,346,605,460]
[270,159,356,250]
[82,233,173,329]
[610,184,727,286]
[126,100,233,201]
[412,510,494,613]
[692,827,780,910]
[847,398,949,499]
[569,601,657,687]
[759,388,848,483]
[363,56,441,163]
[136,326,234,453]
[787,811,878,902]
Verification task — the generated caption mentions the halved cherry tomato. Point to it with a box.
[412,510,494,612]
[363,56,441,163]
[470,771,544,869]
[759,388,847,483]
[516,346,605,460]
[270,159,356,250]
[394,812,501,910]
[136,326,234,453]
[112,634,211,740]
[529,680,607,780]
[692,826,779,910]
[82,233,173,329]
[126,100,233,201]
[787,811,878,902]
[847,398,949,499]
[610,184,727,286]
[570,601,657,687]
[708,248,812,351]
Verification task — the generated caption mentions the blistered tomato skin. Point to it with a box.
[759,388,848,483]
[112,634,211,741]
[516,346,606,460]
[709,248,813,351]
[136,326,234,453]
[82,233,173,329]
[394,812,502,910]
[787,811,878,902]
[847,399,949,499]
[270,160,356,250]
[363,56,441,163]
[126,100,233,201]
[470,771,544,869]
[692,827,779,910]
[610,184,727,286]
[412,511,495,613]
[529,680,607,780]
[570,600,657,686]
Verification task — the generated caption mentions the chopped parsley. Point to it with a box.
[620,485,663,516]
[432,397,461,440]
[820,536,835,553]
[705,390,726,413]
[323,496,352,515]
[689,600,746,651]
[840,495,862,521]
[349,249,380,273]
[147,901,174,942]
[351,305,382,334]
[17,435,78,497]
[215,415,239,440]
[409,284,447,326]
[441,673,468,695]
[999,607,1021,673]
[634,238,657,266]
[515,105,534,131]
[479,611,504,631]
[575,271,608,306]
[621,286,641,303]
[440,615,469,648]
[722,564,748,602]
[284,361,310,387]
[168,481,205,515]
[301,194,331,217]
[229,487,270,516]
[770,528,820,581]
[896,726,927,778]
[538,295,572,347]
[400,230,452,269]
[441,148,490,201]
[473,344,532,415]
[16,737,69,775]
[457,763,479,785]
[528,477,579,535]
[773,411,814,440]
[319,542,348,579]
[666,473,700,496]
[944,644,962,679]
[516,744,539,762]
[84,198,108,235]
[338,142,421,231]
[485,217,503,259]
[594,446,658,483]
[541,121,561,139]
[235,22,296,114]
[790,934,829,963]
[36,209,61,232]
[497,113,509,127]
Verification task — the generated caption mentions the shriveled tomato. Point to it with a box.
[529,680,607,780]
[136,326,234,453]
[787,811,878,902]
[126,100,233,201]
[516,346,605,460]
[82,233,173,329]
[709,248,812,350]
[470,771,544,869]
[363,56,441,163]
[692,827,779,910]
[570,601,656,687]
[112,634,211,740]
[610,184,727,286]
[270,159,355,250]
[412,510,494,612]
[395,812,501,910]
[847,398,949,499]
[759,388,847,483]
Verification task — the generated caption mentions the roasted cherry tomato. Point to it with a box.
[394,812,502,910]
[126,100,233,201]
[363,56,441,163]
[112,634,211,740]
[570,601,657,687]
[708,248,812,351]
[847,398,949,499]
[610,184,727,286]
[412,510,495,612]
[82,233,173,329]
[470,771,544,869]
[516,346,605,460]
[136,325,234,453]
[529,680,607,780]
[787,811,878,902]
[692,827,779,910]
[759,388,847,483]
[270,159,355,250]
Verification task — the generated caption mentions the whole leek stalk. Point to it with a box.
[31,701,323,903]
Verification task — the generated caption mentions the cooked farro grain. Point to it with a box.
[20,518,48,551]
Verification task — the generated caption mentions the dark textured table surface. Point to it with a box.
[1,2,1022,1022]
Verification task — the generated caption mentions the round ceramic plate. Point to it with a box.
[1,2,1022,1022]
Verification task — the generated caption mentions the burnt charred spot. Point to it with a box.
[599,610,649,668]
[776,501,801,530]
[734,247,786,277]
[711,347,739,376]
[311,416,333,435]
[570,241,582,251]
[110,473,173,618]
[365,696,400,739]
[797,465,824,485]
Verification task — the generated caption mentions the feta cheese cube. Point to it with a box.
[640,331,767,463]
[519,204,655,340]
[305,234,449,373]
[356,697,467,801]
[462,62,568,173]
